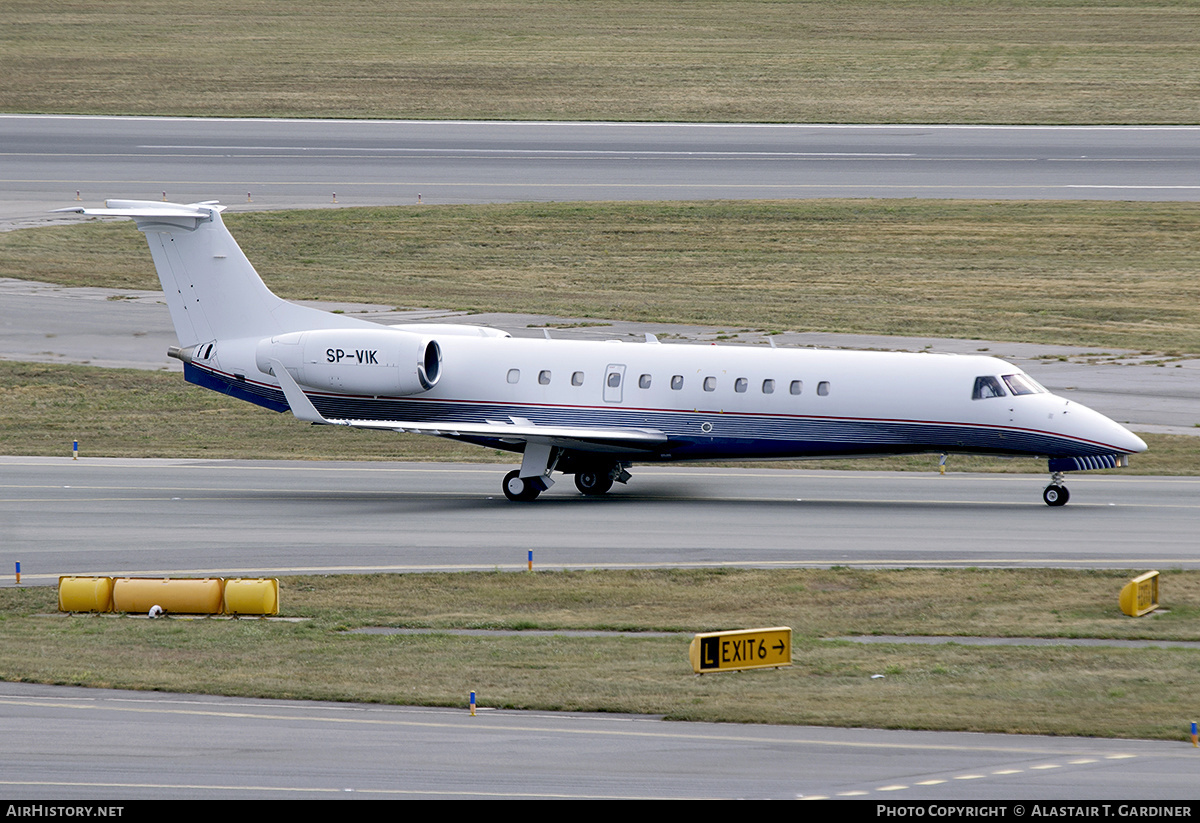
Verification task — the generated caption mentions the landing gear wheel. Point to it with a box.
[1042,484,1070,507]
[503,470,542,502]
[574,470,614,496]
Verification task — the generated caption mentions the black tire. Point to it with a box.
[503,469,541,502]
[1042,485,1070,507]
[574,470,614,496]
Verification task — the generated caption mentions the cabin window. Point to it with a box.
[1002,374,1042,396]
[607,372,622,388]
[734,377,748,393]
[703,376,717,392]
[538,370,551,385]
[789,380,802,395]
[972,375,1006,399]
[817,381,830,396]
[671,375,684,390]
[572,371,585,386]
[762,379,775,394]
[639,374,652,389]
[507,369,520,384]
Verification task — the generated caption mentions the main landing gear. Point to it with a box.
[503,470,546,502]
[572,463,631,497]
[574,469,614,496]
[501,441,559,502]
[503,468,619,501]
[501,452,631,502]
[1042,471,1070,507]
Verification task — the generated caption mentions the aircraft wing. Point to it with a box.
[269,359,667,452]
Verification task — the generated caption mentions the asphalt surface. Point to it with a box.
[3,682,1198,800]
[4,457,1198,581]
[3,116,1200,226]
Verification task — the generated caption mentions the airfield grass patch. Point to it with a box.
[2,1,1198,124]
[1,360,1195,473]
[5,200,1200,354]
[3,569,1199,739]
[0,360,500,463]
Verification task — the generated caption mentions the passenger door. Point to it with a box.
[603,364,625,403]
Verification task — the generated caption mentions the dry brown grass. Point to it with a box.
[6,200,1200,352]
[4,569,1199,738]
[2,1,1198,123]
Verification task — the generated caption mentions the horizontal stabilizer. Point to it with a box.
[53,200,225,221]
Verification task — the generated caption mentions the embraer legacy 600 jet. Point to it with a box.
[58,200,1146,504]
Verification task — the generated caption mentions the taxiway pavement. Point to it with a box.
[4,457,1198,582]
[2,682,1197,800]
[3,116,1199,226]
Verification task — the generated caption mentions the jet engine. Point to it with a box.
[255,328,441,396]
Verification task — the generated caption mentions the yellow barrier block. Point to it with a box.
[689,627,792,674]
[1119,571,1160,617]
[58,576,114,613]
[224,578,280,615]
[112,577,224,615]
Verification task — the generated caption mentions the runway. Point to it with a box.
[3,116,1200,225]
[4,457,1198,582]
[3,682,1197,800]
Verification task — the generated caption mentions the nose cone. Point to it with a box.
[1068,401,1147,455]
[1119,427,1148,455]
[1104,421,1148,454]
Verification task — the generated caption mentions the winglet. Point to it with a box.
[269,359,332,424]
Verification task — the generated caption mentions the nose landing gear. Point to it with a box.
[1042,484,1069,506]
[1042,471,1069,507]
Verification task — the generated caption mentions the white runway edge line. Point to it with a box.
[137,146,915,157]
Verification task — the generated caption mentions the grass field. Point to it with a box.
[7,200,1200,353]
[4,568,1199,738]
[3,1,1198,124]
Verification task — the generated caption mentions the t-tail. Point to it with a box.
[55,199,377,352]
[57,199,447,416]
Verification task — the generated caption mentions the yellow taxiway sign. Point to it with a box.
[689,626,792,674]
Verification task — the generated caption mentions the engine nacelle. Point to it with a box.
[255,328,441,396]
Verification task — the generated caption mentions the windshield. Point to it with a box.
[1002,373,1044,396]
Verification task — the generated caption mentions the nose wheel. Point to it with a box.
[1042,484,1069,507]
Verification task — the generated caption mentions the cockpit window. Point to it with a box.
[972,375,1006,400]
[1002,373,1044,396]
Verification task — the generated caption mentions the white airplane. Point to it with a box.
[57,199,1147,505]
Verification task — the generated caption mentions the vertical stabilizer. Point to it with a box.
[135,202,285,346]
[55,200,374,347]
